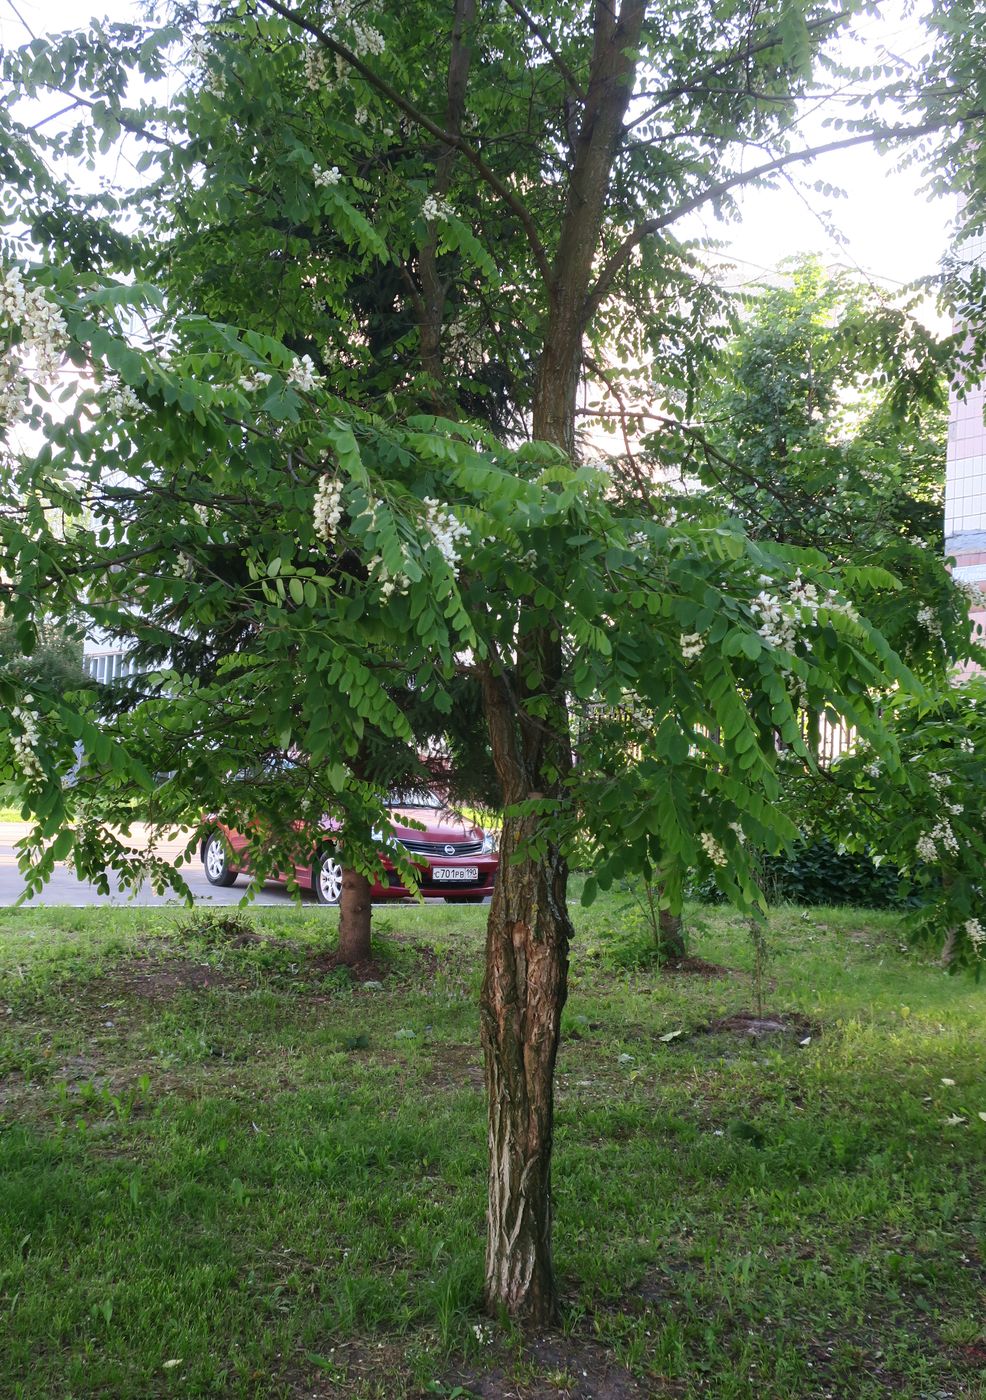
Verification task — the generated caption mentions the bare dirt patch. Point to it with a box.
[660,955,732,978]
[420,1040,485,1094]
[306,950,392,983]
[104,956,245,999]
[702,1009,816,1039]
[446,1333,657,1399]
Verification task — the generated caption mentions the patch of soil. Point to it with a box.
[106,957,243,999]
[660,955,732,978]
[447,1333,655,1399]
[420,1041,485,1093]
[702,1009,816,1039]
[305,950,392,983]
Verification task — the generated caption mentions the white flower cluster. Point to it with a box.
[917,817,960,863]
[103,381,144,418]
[750,585,798,652]
[750,571,859,654]
[700,832,728,866]
[915,833,936,862]
[239,370,272,391]
[286,354,320,392]
[964,919,985,955]
[422,497,469,571]
[0,362,27,426]
[421,194,453,223]
[347,16,385,56]
[916,604,942,639]
[313,478,345,542]
[373,559,411,601]
[9,701,44,785]
[680,632,704,660]
[956,578,982,606]
[313,165,341,187]
[728,821,746,845]
[0,265,68,428]
[303,44,330,90]
[928,770,963,816]
[958,737,975,754]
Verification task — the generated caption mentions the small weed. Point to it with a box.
[175,908,257,947]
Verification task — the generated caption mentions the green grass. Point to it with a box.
[0,895,984,1398]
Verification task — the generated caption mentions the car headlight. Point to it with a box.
[481,832,495,854]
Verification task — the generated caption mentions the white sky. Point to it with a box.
[1,0,954,296]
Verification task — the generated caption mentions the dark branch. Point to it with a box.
[254,0,552,284]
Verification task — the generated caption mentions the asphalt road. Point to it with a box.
[0,823,476,908]
[0,822,316,907]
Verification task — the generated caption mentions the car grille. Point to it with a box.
[398,838,484,857]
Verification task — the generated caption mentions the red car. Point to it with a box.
[200,791,498,904]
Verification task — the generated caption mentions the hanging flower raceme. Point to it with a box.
[421,194,452,223]
[422,497,469,571]
[749,570,860,654]
[102,380,145,419]
[0,266,68,429]
[286,354,320,392]
[8,701,44,786]
[313,478,345,543]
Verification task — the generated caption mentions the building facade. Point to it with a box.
[944,225,986,644]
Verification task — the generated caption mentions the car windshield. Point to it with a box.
[387,789,442,809]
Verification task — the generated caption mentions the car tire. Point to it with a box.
[313,852,344,906]
[203,833,238,888]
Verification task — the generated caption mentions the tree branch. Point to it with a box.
[586,114,982,318]
[254,0,551,284]
[502,0,586,100]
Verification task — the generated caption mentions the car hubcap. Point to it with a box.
[206,838,226,879]
[319,858,343,904]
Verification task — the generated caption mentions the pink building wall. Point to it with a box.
[944,227,986,657]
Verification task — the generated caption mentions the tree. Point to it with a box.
[2,0,984,1323]
[801,678,986,972]
[676,258,973,678]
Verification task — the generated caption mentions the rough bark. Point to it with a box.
[337,867,373,964]
[480,661,574,1325]
[657,907,686,961]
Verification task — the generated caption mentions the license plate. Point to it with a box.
[433,866,479,881]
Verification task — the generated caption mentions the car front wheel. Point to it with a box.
[313,853,344,906]
[203,833,238,888]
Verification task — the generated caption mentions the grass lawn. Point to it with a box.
[0,893,983,1398]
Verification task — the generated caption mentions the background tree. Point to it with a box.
[671,258,968,679]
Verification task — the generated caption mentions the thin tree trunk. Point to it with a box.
[657,906,686,961]
[337,867,373,964]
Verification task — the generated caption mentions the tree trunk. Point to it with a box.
[478,0,648,1324]
[657,906,686,961]
[337,867,373,964]
[480,664,574,1325]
